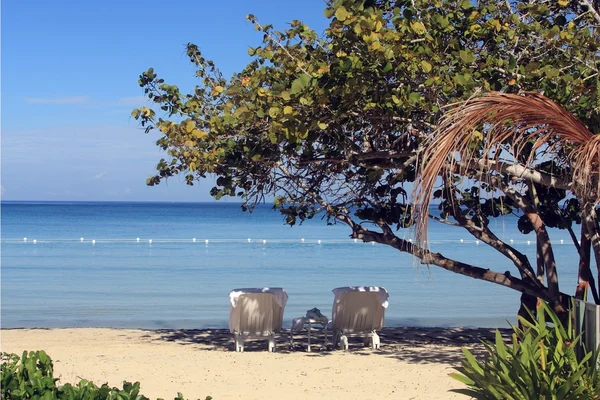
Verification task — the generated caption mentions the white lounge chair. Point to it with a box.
[228,287,288,352]
[330,286,389,350]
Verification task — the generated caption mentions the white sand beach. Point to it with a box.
[1,327,507,399]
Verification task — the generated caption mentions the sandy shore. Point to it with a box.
[1,327,508,399]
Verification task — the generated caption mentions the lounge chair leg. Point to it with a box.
[331,331,339,349]
[372,332,380,349]
[340,335,349,351]
[363,336,371,347]
[268,336,276,352]
[235,335,244,352]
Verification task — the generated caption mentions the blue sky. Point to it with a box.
[1,0,329,201]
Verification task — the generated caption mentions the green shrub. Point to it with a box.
[450,301,600,399]
[1,350,212,400]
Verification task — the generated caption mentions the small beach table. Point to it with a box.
[290,316,329,352]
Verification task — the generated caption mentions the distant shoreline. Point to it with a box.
[0,200,245,205]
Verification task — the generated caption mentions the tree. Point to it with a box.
[415,91,600,319]
[133,0,600,317]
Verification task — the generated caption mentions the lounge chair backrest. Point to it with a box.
[229,292,284,336]
[332,291,385,333]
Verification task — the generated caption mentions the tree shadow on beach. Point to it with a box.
[145,326,512,365]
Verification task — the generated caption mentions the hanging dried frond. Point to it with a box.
[414,91,598,244]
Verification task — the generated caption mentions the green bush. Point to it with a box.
[1,350,212,400]
[450,301,600,399]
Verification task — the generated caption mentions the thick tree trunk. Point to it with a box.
[583,206,600,303]
[576,223,593,301]
[518,286,539,325]
[536,239,545,283]
[527,212,560,298]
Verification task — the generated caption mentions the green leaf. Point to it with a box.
[409,92,422,104]
[268,132,278,144]
[335,6,350,21]
[459,50,475,64]
[234,106,249,118]
[449,372,475,385]
[454,74,468,86]
[185,120,195,133]
[460,0,473,10]
[421,60,432,73]
[268,107,280,118]
[280,90,291,100]
[461,348,484,374]
[410,21,426,35]
[495,330,507,359]
[290,74,311,95]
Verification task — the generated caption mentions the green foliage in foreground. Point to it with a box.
[450,302,600,399]
[1,351,212,400]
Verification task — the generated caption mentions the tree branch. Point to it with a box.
[502,185,561,299]
[443,180,544,291]
[348,224,557,301]
[471,159,571,190]
[298,150,417,165]
[578,0,600,24]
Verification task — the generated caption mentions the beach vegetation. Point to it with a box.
[133,0,600,318]
[0,351,211,400]
[450,301,600,399]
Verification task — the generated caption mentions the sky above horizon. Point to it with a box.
[1,0,329,201]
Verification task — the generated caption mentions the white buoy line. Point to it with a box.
[4,238,573,245]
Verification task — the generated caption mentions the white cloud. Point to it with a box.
[115,96,147,107]
[24,96,90,104]
[94,172,107,180]
[22,95,148,108]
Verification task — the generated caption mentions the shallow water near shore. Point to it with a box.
[1,201,579,329]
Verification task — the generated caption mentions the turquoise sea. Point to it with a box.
[0,201,580,329]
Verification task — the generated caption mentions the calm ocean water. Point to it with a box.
[0,201,580,329]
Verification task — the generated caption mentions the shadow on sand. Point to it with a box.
[144,326,512,365]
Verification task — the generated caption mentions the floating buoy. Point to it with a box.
[510,239,514,243]
[23,237,27,242]
[149,239,152,244]
[205,239,209,244]
[33,239,37,244]
[353,238,358,243]
[460,239,464,243]
[475,240,480,245]
[80,237,84,242]
[527,240,531,245]
[317,240,321,245]
[247,238,251,242]
[301,238,305,242]
[408,239,413,242]
[371,242,375,246]
[192,238,196,242]
[92,239,96,245]
[560,239,564,244]
[136,238,140,242]
[262,239,267,244]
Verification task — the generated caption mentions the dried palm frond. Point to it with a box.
[414,91,598,244]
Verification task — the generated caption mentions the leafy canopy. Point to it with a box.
[133,0,598,229]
